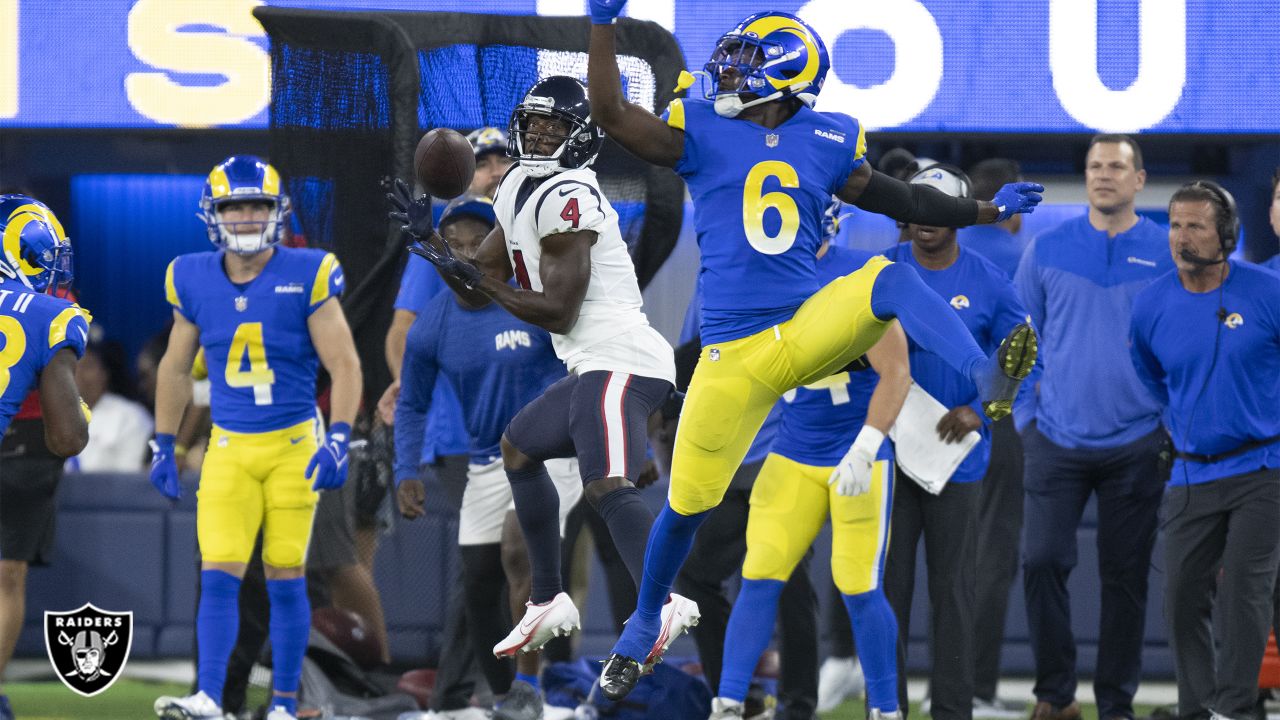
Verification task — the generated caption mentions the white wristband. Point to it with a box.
[853,425,885,458]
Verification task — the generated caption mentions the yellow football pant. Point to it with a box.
[197,419,320,568]
[744,453,894,595]
[669,256,891,515]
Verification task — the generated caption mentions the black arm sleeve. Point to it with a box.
[853,168,981,227]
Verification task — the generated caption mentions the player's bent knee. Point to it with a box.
[263,539,308,570]
[500,434,533,471]
[667,490,721,517]
[742,543,795,584]
[264,563,305,580]
[583,475,631,506]
[834,561,875,594]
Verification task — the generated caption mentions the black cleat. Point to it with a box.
[599,653,643,701]
[980,322,1038,421]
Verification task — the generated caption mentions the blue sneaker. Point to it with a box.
[977,323,1037,421]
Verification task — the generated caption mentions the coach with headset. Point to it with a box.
[1130,181,1280,720]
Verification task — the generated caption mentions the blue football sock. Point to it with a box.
[718,578,785,702]
[506,463,562,603]
[610,502,708,660]
[267,577,310,712]
[843,589,899,712]
[591,485,654,587]
[870,261,986,380]
[197,570,242,706]
[515,672,539,691]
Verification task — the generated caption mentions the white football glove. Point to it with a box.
[829,426,885,497]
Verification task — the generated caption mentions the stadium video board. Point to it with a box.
[2,0,1277,133]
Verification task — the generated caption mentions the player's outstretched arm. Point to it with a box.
[474,230,593,335]
[38,348,89,457]
[588,23,684,168]
[308,298,362,428]
[838,164,1043,227]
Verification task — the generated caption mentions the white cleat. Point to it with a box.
[709,697,744,720]
[494,591,581,657]
[817,656,865,711]
[154,691,224,720]
[643,593,701,670]
[265,706,298,720]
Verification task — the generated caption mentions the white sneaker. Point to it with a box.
[643,593,701,668]
[494,592,581,657]
[265,707,297,720]
[817,656,865,711]
[709,697,744,720]
[154,691,224,720]
[870,710,903,720]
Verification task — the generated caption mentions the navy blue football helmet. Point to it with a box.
[508,76,605,178]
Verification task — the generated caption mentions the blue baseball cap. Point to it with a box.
[440,193,496,229]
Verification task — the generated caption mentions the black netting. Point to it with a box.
[253,10,686,666]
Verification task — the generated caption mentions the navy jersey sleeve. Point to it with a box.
[394,310,442,484]
[1128,291,1169,407]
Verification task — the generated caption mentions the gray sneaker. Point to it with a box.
[494,680,544,720]
[973,698,1028,720]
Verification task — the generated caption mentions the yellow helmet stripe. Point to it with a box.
[261,164,281,196]
[208,165,232,200]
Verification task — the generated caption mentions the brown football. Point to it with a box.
[414,128,476,200]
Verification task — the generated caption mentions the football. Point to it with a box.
[414,128,476,200]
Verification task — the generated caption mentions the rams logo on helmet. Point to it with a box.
[199,155,292,255]
[703,11,830,118]
[0,195,73,293]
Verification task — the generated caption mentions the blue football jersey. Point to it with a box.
[770,246,888,467]
[0,283,90,437]
[662,98,866,344]
[166,246,343,433]
[395,293,566,478]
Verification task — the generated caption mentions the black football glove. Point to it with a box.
[408,234,485,291]
[387,178,435,240]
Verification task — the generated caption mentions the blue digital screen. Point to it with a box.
[3,1,1278,133]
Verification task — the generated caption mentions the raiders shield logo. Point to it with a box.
[44,604,133,697]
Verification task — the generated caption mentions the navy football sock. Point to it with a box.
[506,463,562,603]
[266,577,309,714]
[870,261,985,380]
[611,502,708,660]
[718,578,785,702]
[591,485,654,588]
[843,589,899,712]
[196,569,242,706]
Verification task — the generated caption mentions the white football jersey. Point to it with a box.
[493,163,674,382]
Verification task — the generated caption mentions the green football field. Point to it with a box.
[4,679,1146,720]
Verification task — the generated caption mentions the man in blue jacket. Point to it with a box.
[1014,135,1172,720]
[1131,181,1280,720]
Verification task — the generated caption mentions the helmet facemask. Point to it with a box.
[509,106,593,179]
[202,196,292,256]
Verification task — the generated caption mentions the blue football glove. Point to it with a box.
[148,433,182,501]
[992,182,1045,222]
[408,233,485,291]
[589,0,626,24]
[308,422,351,491]
[387,178,435,240]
